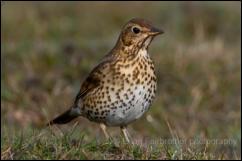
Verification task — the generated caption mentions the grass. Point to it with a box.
[1,1,241,160]
[1,121,231,160]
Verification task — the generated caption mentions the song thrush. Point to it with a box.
[48,18,164,143]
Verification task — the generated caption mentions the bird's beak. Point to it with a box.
[149,27,164,36]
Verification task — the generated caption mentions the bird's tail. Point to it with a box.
[47,106,81,126]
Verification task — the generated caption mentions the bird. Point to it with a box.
[47,18,164,143]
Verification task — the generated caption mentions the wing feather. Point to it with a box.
[74,56,114,105]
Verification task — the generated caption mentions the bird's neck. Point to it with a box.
[109,37,149,59]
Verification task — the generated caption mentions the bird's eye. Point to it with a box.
[132,27,140,34]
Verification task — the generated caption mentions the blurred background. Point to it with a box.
[1,1,241,159]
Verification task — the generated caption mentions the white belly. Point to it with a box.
[105,84,155,126]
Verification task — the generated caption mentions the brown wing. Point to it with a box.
[74,56,114,105]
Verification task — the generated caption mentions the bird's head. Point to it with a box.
[119,18,164,49]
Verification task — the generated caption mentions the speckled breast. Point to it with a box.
[82,49,157,126]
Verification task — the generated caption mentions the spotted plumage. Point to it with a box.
[48,18,164,143]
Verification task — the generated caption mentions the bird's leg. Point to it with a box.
[100,123,110,140]
[100,123,121,147]
[120,126,132,143]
